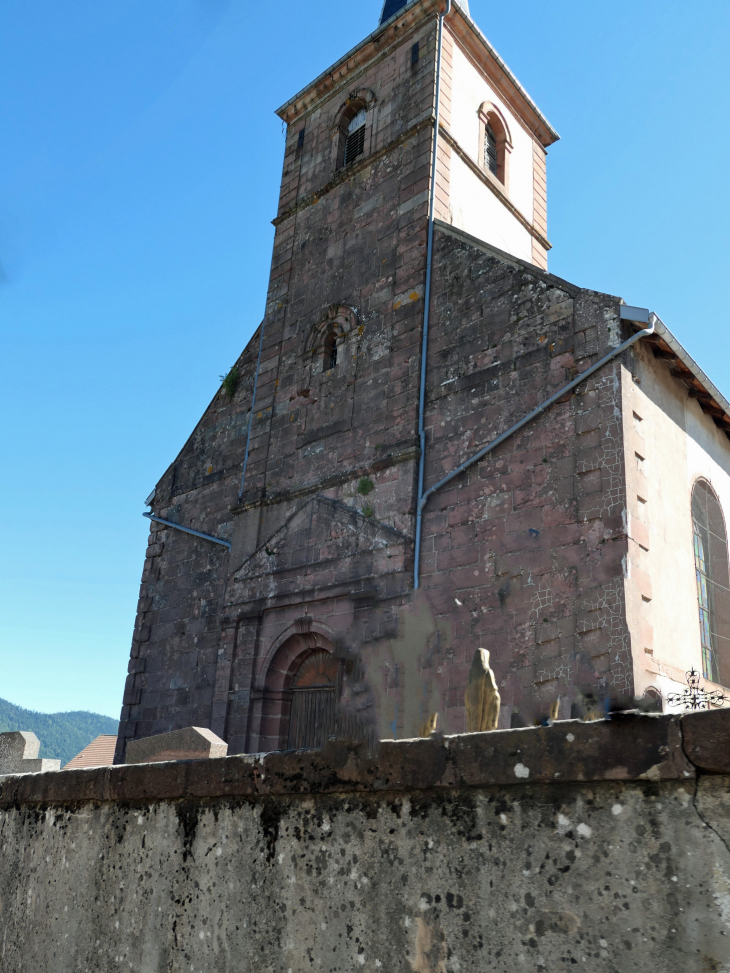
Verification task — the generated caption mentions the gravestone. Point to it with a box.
[125,727,228,765]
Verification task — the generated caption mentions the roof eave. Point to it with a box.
[275,0,559,146]
[450,2,559,146]
[640,318,730,441]
[275,0,437,124]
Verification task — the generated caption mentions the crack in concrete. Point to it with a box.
[679,718,730,859]
[691,773,730,860]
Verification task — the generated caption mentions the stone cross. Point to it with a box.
[125,726,228,764]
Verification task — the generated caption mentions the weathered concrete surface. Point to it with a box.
[1,713,730,972]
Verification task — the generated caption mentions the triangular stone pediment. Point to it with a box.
[227,496,407,603]
[234,495,405,582]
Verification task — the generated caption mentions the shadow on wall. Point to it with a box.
[316,590,665,752]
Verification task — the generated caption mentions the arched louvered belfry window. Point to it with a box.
[287,650,341,750]
[479,106,510,187]
[485,122,498,176]
[344,109,367,166]
[691,479,730,686]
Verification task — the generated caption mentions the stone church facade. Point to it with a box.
[114,0,730,762]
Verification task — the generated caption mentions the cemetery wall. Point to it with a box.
[2,711,730,971]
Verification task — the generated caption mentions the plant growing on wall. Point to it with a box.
[357,476,375,496]
[220,366,239,398]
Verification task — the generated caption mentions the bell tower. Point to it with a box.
[224,0,560,750]
[271,0,556,302]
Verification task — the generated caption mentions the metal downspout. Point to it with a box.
[413,309,659,587]
[142,512,232,550]
[414,0,452,589]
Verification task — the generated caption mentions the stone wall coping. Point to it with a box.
[1,710,728,808]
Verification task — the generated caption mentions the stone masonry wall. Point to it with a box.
[3,711,730,972]
[117,3,641,756]
[414,224,635,728]
[116,10,443,760]
[114,327,264,764]
[216,221,638,749]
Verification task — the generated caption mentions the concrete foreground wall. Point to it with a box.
[2,711,730,972]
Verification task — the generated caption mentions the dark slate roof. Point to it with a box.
[380,0,469,26]
[379,0,409,23]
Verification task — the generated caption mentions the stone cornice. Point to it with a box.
[448,7,559,147]
[275,0,442,125]
[231,443,420,515]
[275,1,558,148]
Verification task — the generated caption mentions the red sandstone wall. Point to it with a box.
[113,328,265,763]
[413,225,633,730]
[115,15,443,761]
[117,9,637,760]
[220,224,637,750]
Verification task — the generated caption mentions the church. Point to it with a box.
[114,0,730,762]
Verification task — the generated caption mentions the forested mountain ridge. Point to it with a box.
[0,697,118,766]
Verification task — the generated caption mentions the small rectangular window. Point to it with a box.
[297,128,305,149]
[411,42,419,65]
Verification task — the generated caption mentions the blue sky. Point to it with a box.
[1,0,728,719]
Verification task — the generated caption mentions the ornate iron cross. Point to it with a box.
[666,669,729,711]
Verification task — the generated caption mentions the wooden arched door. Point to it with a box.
[287,650,340,750]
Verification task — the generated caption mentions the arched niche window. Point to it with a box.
[333,91,375,171]
[323,330,338,370]
[304,304,358,376]
[691,479,730,686]
[478,104,511,190]
[642,687,663,713]
[288,650,341,750]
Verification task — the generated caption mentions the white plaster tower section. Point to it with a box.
[436,4,558,269]
[447,42,535,261]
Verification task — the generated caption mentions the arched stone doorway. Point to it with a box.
[255,630,342,752]
[287,650,340,750]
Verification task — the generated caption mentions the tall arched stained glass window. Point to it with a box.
[691,479,730,685]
